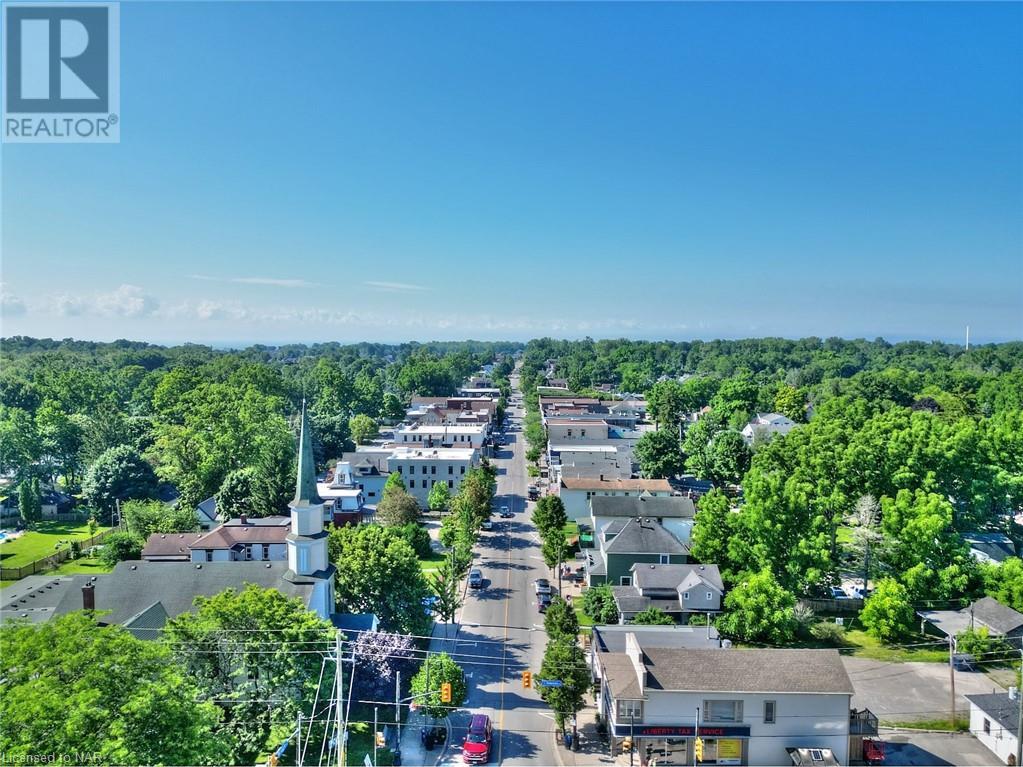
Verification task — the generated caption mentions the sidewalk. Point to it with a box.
[555,706,615,767]
[397,622,459,767]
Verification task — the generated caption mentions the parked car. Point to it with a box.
[421,725,446,750]
[850,586,872,599]
[468,568,484,589]
[499,509,514,519]
[537,593,552,613]
[829,587,851,599]
[527,486,539,501]
[534,578,551,596]
[462,714,493,764]
[481,519,493,531]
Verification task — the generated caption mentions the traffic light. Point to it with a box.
[441,682,452,703]
[694,737,704,763]
[522,671,532,689]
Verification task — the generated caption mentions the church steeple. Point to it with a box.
[293,400,322,506]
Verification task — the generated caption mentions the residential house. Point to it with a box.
[966,692,1020,765]
[0,489,75,520]
[964,532,1018,564]
[612,563,724,623]
[140,532,203,562]
[589,495,697,547]
[595,639,854,766]
[586,517,689,587]
[558,477,673,521]
[918,596,1023,648]
[342,450,391,503]
[318,461,371,525]
[186,516,291,563]
[741,413,797,446]
[195,496,221,530]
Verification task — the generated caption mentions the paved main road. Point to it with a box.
[430,374,562,766]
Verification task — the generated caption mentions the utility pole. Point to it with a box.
[336,631,344,767]
[949,635,956,730]
[1016,647,1022,767]
[374,707,379,767]
[296,712,303,767]
[395,670,402,758]
[630,714,635,767]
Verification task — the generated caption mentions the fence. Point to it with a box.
[0,529,113,582]
[797,597,864,614]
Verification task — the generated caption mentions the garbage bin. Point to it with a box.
[564,733,573,749]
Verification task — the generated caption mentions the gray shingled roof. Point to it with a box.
[0,575,77,624]
[965,533,1017,563]
[603,518,687,555]
[972,596,1023,635]
[966,693,1019,733]
[611,586,681,614]
[591,495,696,519]
[641,648,853,694]
[631,563,723,594]
[49,560,318,629]
[592,624,721,653]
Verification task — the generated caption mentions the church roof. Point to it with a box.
[292,401,322,506]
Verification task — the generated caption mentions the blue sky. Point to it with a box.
[2,1,1021,345]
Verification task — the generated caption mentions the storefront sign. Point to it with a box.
[612,723,751,738]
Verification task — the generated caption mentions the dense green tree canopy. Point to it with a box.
[0,614,227,765]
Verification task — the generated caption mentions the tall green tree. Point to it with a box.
[81,445,160,519]
[690,489,735,575]
[860,578,915,643]
[581,584,619,625]
[328,524,432,636]
[634,428,684,479]
[17,476,42,527]
[0,614,228,765]
[122,499,198,539]
[428,481,451,513]
[717,569,797,644]
[165,585,334,764]
[376,486,422,527]
[215,467,257,520]
[349,414,379,445]
[538,639,590,730]
[543,596,580,639]
[410,652,467,719]
[430,556,462,623]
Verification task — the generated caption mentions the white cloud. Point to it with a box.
[0,288,26,317]
[51,284,158,318]
[364,280,429,293]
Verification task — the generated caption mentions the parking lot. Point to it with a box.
[879,730,999,766]
[844,657,1005,722]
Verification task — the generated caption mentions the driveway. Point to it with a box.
[843,657,1004,722]
[879,730,998,766]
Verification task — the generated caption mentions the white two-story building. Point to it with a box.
[596,635,854,766]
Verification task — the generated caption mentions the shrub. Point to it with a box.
[810,620,847,645]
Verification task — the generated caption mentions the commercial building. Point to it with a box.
[387,446,480,506]
[595,637,855,766]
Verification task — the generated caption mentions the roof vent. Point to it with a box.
[160,534,166,539]
[130,565,137,570]
[196,564,202,569]
[266,563,272,568]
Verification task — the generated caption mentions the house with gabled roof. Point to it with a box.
[611,563,725,623]
[586,517,689,587]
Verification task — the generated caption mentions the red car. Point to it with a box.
[463,714,492,764]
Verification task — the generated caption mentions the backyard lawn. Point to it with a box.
[419,551,445,572]
[0,521,108,569]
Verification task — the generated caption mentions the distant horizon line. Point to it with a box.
[2,331,1020,351]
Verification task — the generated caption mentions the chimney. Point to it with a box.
[82,582,95,611]
[240,514,248,525]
